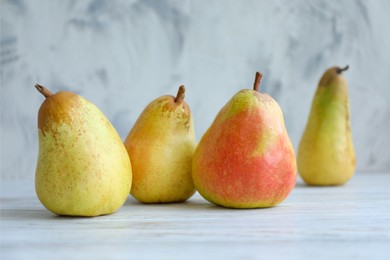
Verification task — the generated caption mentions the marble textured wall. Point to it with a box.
[1,0,389,180]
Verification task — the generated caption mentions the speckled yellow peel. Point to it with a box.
[124,86,197,203]
[35,85,132,217]
[298,66,356,186]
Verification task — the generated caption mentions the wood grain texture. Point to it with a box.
[1,173,390,259]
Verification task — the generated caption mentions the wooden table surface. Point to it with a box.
[1,172,390,259]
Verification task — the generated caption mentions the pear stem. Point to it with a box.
[253,72,262,91]
[336,65,349,74]
[175,85,185,103]
[35,84,53,98]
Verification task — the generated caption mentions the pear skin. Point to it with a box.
[124,86,196,203]
[35,85,132,216]
[192,73,296,209]
[298,66,356,186]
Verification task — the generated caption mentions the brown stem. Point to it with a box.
[253,72,263,91]
[35,84,53,98]
[175,85,185,103]
[336,65,349,74]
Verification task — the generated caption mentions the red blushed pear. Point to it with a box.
[192,72,296,209]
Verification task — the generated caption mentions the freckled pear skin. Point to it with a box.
[35,85,132,217]
[298,66,356,186]
[192,73,296,209]
[124,86,196,203]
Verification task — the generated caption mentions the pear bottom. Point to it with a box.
[298,157,355,186]
[298,169,354,186]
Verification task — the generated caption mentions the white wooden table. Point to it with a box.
[1,173,390,259]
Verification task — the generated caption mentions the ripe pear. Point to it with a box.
[192,72,296,209]
[298,66,356,186]
[124,86,196,203]
[35,85,132,216]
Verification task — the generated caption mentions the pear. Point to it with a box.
[192,72,296,209]
[298,66,356,186]
[124,86,196,203]
[35,85,132,216]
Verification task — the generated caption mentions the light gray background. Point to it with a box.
[1,0,389,180]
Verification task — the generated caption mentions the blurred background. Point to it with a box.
[1,0,389,180]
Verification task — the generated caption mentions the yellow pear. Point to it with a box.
[35,84,132,216]
[124,86,196,203]
[298,66,356,186]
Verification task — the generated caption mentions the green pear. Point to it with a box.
[35,84,132,216]
[124,86,196,203]
[298,66,356,185]
[192,72,296,208]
